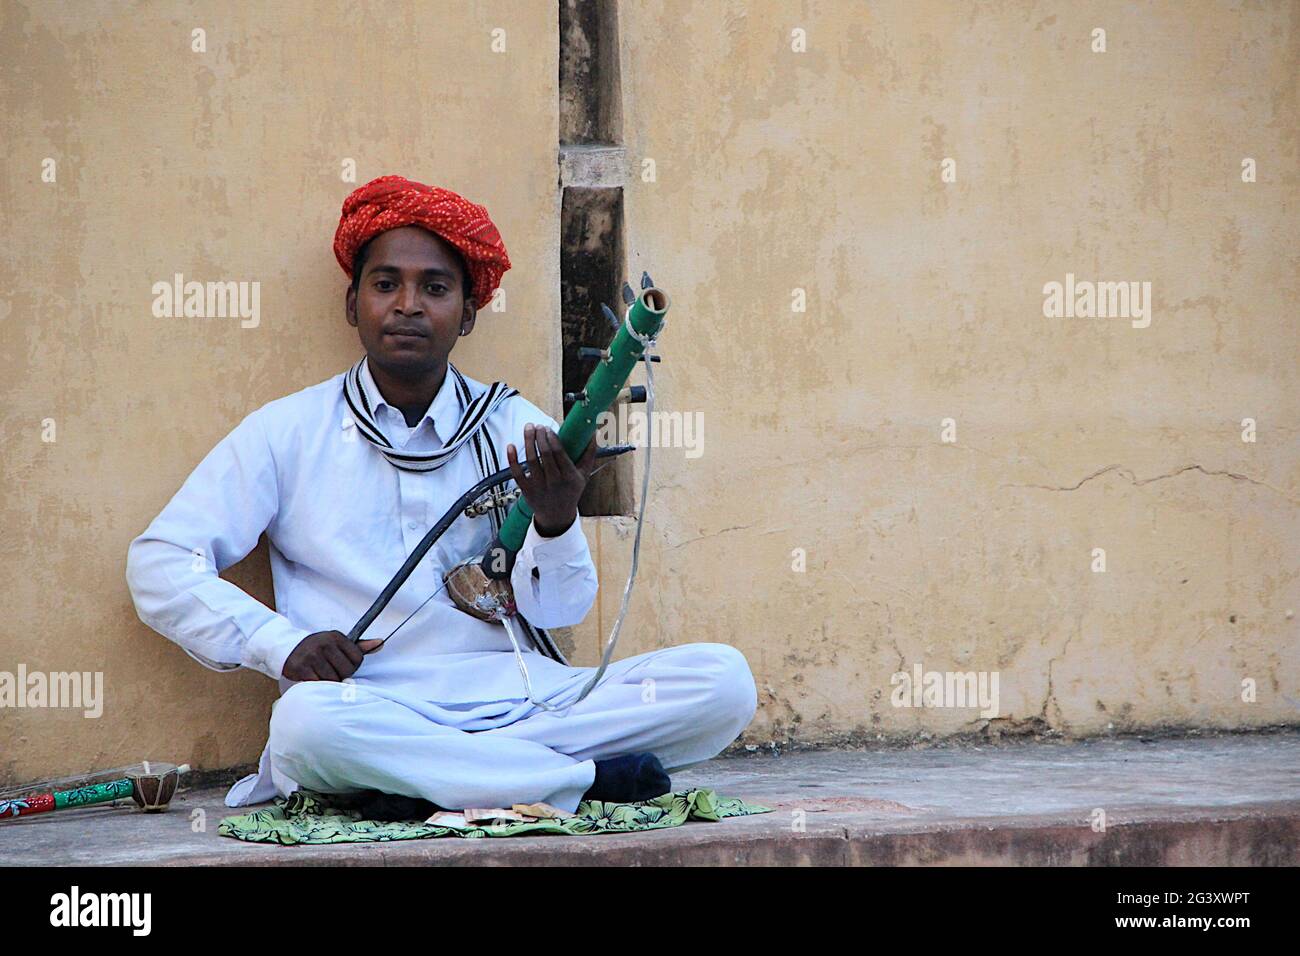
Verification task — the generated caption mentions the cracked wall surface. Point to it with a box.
[1,1,1297,784]
[571,0,1299,748]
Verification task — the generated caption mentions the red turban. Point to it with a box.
[333,175,511,311]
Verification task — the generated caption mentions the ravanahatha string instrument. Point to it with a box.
[0,762,190,820]
[347,273,670,714]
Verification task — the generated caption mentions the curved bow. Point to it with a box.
[346,444,634,645]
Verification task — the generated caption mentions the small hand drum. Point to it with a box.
[126,762,184,812]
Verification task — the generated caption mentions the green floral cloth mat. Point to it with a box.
[218,787,772,845]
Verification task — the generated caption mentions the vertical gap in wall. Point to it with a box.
[561,188,631,516]
[560,0,623,146]
[559,0,631,516]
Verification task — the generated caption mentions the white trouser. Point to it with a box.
[266,642,757,813]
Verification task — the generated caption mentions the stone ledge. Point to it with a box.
[5,733,1297,866]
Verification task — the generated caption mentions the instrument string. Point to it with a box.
[502,344,658,714]
[370,453,625,653]
[368,578,451,651]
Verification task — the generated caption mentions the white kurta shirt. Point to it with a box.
[126,360,600,806]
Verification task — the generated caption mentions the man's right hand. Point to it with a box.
[282,630,383,682]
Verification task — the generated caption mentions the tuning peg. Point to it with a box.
[601,302,620,331]
[621,282,636,305]
[641,271,653,289]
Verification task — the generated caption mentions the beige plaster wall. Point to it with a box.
[575,0,1299,745]
[1,0,1296,784]
[0,0,563,782]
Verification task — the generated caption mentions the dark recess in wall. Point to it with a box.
[559,0,623,146]
[561,186,633,516]
[559,0,633,517]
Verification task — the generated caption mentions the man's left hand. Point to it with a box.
[506,425,598,537]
